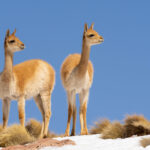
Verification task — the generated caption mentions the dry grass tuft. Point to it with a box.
[25,119,42,138]
[0,124,35,147]
[101,121,124,139]
[140,138,150,147]
[0,119,59,147]
[91,115,150,139]
[123,115,150,138]
[124,115,148,125]
[90,119,111,134]
[0,125,4,133]
[26,119,58,138]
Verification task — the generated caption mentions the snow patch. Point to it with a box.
[41,134,150,150]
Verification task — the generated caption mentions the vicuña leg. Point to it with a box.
[83,101,88,134]
[2,98,10,128]
[18,96,25,126]
[71,102,77,136]
[40,91,51,138]
[34,95,45,118]
[79,89,89,135]
[65,90,76,136]
[34,95,45,138]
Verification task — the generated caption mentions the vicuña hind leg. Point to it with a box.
[2,98,10,128]
[18,96,25,127]
[34,95,45,138]
[79,89,89,135]
[65,90,76,136]
[40,91,51,138]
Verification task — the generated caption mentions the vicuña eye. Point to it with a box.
[9,40,15,43]
[88,34,95,37]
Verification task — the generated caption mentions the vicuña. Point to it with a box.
[61,23,104,136]
[1,29,55,138]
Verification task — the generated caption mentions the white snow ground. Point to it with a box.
[41,134,150,150]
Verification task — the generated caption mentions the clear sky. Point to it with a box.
[0,1,150,134]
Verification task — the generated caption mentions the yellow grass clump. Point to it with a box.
[123,115,150,138]
[26,119,43,138]
[90,119,111,134]
[90,114,150,139]
[0,124,35,147]
[101,121,124,139]
[0,119,58,147]
[26,119,58,138]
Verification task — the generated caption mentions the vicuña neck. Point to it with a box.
[77,38,91,77]
[3,48,13,74]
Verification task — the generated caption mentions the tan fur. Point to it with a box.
[14,60,40,93]
[60,23,104,136]
[61,54,93,86]
[80,101,88,135]
[13,59,55,95]
[1,29,55,138]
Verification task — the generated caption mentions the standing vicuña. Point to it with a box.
[61,23,104,136]
[1,29,55,138]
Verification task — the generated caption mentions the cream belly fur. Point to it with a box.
[64,70,91,93]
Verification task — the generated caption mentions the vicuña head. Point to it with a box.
[4,29,25,53]
[61,23,104,136]
[83,23,104,46]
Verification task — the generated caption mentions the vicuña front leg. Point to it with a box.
[40,91,51,138]
[65,104,73,136]
[70,105,77,136]
[65,90,76,136]
[83,101,88,134]
[79,89,89,135]
[18,96,25,126]
[2,98,10,128]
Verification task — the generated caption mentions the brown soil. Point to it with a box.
[2,138,75,150]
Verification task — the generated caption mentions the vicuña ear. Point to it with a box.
[90,23,94,29]
[6,29,10,38]
[12,28,16,36]
[84,23,88,33]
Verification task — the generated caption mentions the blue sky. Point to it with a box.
[0,1,150,134]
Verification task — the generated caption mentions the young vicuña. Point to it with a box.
[0,29,55,138]
[61,23,104,136]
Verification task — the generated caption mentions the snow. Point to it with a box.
[41,134,150,150]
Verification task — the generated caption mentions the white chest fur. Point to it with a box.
[0,76,17,99]
[65,70,91,93]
